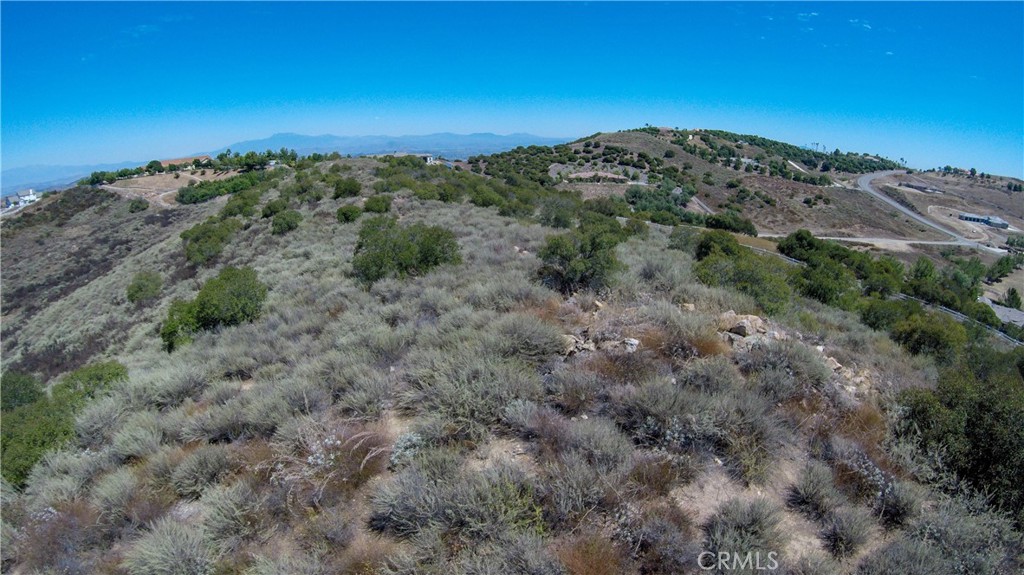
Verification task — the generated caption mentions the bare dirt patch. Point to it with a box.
[102,170,241,207]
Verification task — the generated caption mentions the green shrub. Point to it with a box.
[0,400,74,487]
[694,250,792,315]
[261,198,287,218]
[128,198,149,212]
[193,267,267,330]
[180,217,242,266]
[896,351,1024,524]
[668,226,700,255]
[53,361,128,406]
[364,194,393,213]
[891,311,967,361]
[126,271,163,304]
[706,211,758,236]
[536,225,622,294]
[794,258,858,309]
[271,209,302,235]
[220,188,261,218]
[1,371,41,412]
[160,299,201,352]
[336,204,362,223]
[694,229,742,260]
[332,177,362,198]
[1,362,126,487]
[122,517,214,575]
[160,267,267,352]
[351,216,461,284]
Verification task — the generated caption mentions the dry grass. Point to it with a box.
[555,531,626,575]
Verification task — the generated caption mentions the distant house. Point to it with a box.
[161,155,212,168]
[959,212,1009,229]
[16,189,37,206]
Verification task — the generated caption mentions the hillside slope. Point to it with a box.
[1,153,1021,574]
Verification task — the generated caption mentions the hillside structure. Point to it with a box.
[959,212,1010,229]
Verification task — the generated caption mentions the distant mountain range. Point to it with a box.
[1,132,570,196]
[210,132,569,158]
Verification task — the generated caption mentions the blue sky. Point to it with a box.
[2,2,1022,176]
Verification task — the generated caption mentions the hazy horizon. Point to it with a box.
[2,2,1022,177]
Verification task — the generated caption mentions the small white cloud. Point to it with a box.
[863,24,872,30]
[849,19,859,23]
[124,24,160,39]
[885,51,894,56]
[811,12,819,16]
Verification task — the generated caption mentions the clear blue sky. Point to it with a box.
[2,2,1022,176]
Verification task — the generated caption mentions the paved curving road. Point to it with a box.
[854,171,1004,254]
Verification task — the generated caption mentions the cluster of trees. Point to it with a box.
[896,341,1024,525]
[779,229,1024,339]
[1,362,128,486]
[767,160,833,186]
[176,170,273,204]
[160,267,267,352]
[80,148,302,186]
[721,182,776,211]
[778,230,905,300]
[623,182,694,223]
[1007,182,1023,192]
[703,130,901,173]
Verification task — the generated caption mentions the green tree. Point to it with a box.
[1003,287,1022,310]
